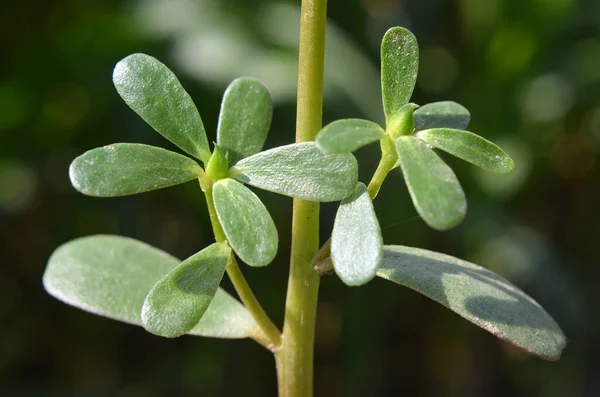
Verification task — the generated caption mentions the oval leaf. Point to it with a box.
[217,78,273,165]
[316,119,385,154]
[332,183,383,286]
[377,245,566,361]
[395,136,466,230]
[381,27,419,127]
[213,179,278,267]
[414,101,471,131]
[43,235,259,339]
[231,142,358,202]
[415,128,514,173]
[69,143,202,197]
[113,54,210,162]
[142,243,230,337]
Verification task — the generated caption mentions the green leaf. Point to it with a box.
[415,129,515,173]
[395,136,466,230]
[388,103,419,139]
[113,54,210,162]
[381,27,419,127]
[43,235,259,339]
[414,101,471,131]
[142,243,230,337]
[231,142,358,202]
[69,143,202,197]
[213,179,278,267]
[217,78,273,165]
[332,183,382,286]
[206,145,229,181]
[316,119,385,154]
[377,245,566,361]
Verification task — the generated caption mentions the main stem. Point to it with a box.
[276,0,327,396]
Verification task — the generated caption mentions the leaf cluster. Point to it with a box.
[43,28,565,361]
[56,53,357,338]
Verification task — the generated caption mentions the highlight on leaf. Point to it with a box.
[381,27,419,127]
[113,53,211,163]
[395,136,466,230]
[316,119,385,154]
[231,142,358,202]
[331,183,382,286]
[212,178,278,267]
[69,143,203,197]
[414,128,514,173]
[217,77,273,165]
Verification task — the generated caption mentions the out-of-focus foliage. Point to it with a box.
[0,0,598,396]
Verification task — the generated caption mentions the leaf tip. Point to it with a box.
[141,302,186,339]
[498,154,515,174]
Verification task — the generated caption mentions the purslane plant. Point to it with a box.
[43,16,566,397]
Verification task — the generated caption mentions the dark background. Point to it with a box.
[1,0,599,396]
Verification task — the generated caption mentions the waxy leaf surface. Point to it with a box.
[69,143,202,197]
[113,54,210,162]
[142,243,230,337]
[316,119,385,154]
[377,245,566,361]
[217,78,272,165]
[43,235,259,339]
[415,128,514,173]
[231,142,358,202]
[381,27,419,127]
[395,137,466,230]
[414,101,471,131]
[332,183,382,286]
[213,179,278,267]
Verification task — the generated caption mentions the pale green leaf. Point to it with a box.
[332,183,382,286]
[69,143,202,197]
[316,119,385,153]
[381,27,419,127]
[113,54,210,162]
[415,128,514,173]
[142,243,230,337]
[43,235,259,339]
[213,179,278,267]
[217,78,273,164]
[414,101,471,131]
[377,245,566,361]
[231,142,358,202]
[395,136,466,230]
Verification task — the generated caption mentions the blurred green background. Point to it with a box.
[1,0,598,395]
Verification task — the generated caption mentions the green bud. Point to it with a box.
[206,146,229,181]
[387,103,419,139]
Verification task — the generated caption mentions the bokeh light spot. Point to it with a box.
[488,25,537,78]
[520,74,574,123]
[0,160,38,213]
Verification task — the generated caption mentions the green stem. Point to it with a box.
[366,135,397,199]
[275,0,327,396]
[203,183,282,351]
